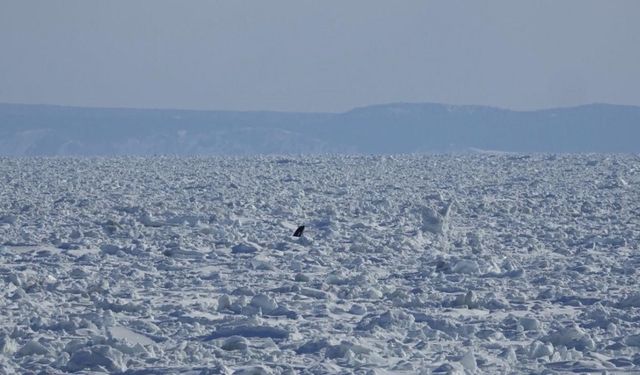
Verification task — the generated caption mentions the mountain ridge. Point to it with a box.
[1,102,639,155]
[4,100,638,114]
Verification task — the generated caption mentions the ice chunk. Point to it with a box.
[529,340,554,359]
[452,291,478,308]
[357,309,415,331]
[498,347,517,363]
[519,316,540,331]
[218,294,232,311]
[231,243,259,254]
[618,293,640,308]
[233,366,271,375]
[296,338,330,354]
[432,362,465,374]
[0,335,17,355]
[67,345,126,372]
[624,334,640,347]
[300,288,329,300]
[221,336,248,351]
[203,325,289,340]
[543,325,595,351]
[250,294,278,314]
[16,340,49,357]
[419,203,452,235]
[460,350,478,372]
[349,304,367,315]
[452,260,480,274]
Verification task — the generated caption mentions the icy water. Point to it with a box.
[1,155,639,374]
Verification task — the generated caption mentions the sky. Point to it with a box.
[1,0,639,113]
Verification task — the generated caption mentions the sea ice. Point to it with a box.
[0,154,638,373]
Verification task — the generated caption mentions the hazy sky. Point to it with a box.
[1,0,639,112]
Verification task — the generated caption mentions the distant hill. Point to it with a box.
[1,102,639,155]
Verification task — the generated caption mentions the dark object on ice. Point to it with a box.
[293,225,305,237]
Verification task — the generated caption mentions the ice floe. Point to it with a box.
[0,154,639,373]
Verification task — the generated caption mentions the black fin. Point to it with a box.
[293,225,305,237]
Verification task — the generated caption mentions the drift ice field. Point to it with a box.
[1,154,639,374]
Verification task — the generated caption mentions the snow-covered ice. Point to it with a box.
[0,154,639,374]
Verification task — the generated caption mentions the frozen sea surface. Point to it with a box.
[1,155,639,374]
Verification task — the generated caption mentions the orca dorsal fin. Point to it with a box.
[293,225,305,237]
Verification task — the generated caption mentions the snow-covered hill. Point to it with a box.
[1,102,639,155]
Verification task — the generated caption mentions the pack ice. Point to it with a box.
[0,154,639,374]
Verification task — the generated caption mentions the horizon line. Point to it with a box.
[0,100,637,115]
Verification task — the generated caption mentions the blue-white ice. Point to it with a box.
[0,154,639,374]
